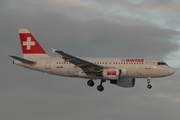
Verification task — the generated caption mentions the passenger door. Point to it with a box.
[145,59,151,69]
[45,58,51,69]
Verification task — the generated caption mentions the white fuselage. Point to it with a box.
[13,57,174,80]
[13,29,175,91]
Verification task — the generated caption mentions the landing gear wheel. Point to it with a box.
[147,84,152,89]
[147,77,152,89]
[97,85,104,92]
[87,80,94,87]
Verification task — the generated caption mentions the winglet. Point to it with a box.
[51,48,56,53]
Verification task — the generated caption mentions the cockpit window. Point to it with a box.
[157,62,168,66]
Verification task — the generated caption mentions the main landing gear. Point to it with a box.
[97,79,106,92]
[87,79,106,92]
[147,77,152,89]
[87,80,94,87]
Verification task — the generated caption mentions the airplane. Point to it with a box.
[10,29,175,92]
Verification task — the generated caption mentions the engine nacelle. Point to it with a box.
[102,68,127,80]
[102,69,120,80]
[110,78,135,87]
[120,68,128,77]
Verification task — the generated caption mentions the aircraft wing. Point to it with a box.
[53,49,104,76]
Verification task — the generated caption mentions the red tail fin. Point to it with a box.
[19,29,49,58]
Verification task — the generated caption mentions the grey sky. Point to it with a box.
[1,0,180,120]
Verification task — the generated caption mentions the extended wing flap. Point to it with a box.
[9,56,36,65]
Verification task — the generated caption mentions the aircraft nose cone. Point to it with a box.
[169,68,175,75]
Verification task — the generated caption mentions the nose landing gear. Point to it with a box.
[147,77,152,89]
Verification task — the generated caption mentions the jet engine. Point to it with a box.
[110,78,135,87]
[102,68,127,80]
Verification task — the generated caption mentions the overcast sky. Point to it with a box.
[1,0,180,120]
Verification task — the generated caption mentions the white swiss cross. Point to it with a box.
[23,37,35,50]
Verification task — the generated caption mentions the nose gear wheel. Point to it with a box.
[147,77,152,89]
[147,84,152,89]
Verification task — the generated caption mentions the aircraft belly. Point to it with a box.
[135,68,161,78]
[67,68,78,77]
[127,68,138,77]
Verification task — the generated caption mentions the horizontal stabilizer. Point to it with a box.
[9,55,36,65]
